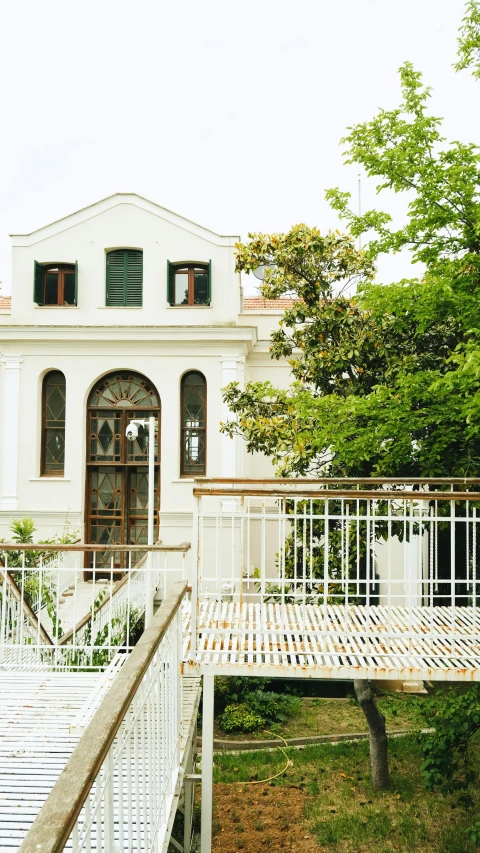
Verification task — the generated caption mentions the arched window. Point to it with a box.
[181,372,206,476]
[42,371,66,475]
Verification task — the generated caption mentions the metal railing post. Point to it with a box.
[145,415,156,628]
[190,493,200,658]
[201,674,214,853]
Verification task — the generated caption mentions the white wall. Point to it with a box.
[10,196,240,327]
[0,195,294,544]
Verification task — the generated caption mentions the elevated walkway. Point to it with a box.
[0,664,200,851]
[4,479,480,852]
[16,584,199,853]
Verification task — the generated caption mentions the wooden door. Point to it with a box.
[85,372,160,572]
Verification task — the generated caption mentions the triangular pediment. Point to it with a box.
[10,193,238,247]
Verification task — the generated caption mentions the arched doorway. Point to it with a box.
[86,371,160,569]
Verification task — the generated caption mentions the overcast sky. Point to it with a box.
[0,0,477,295]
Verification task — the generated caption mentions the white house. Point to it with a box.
[0,193,292,556]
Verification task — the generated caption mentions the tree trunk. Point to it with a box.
[354,679,390,790]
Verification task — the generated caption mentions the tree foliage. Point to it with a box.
[222,17,480,479]
[419,686,480,796]
[455,0,480,79]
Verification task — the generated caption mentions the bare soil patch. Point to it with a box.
[208,736,480,852]
[212,783,318,853]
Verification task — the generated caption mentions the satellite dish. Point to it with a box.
[253,263,276,281]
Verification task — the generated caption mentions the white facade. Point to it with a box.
[0,194,291,545]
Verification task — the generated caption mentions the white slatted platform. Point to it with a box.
[0,668,201,852]
[0,670,104,851]
[184,600,480,680]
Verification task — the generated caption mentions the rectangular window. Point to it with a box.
[167,261,211,306]
[34,262,78,306]
[106,250,143,306]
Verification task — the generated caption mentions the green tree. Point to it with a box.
[224,60,480,479]
[221,3,480,789]
[455,0,480,79]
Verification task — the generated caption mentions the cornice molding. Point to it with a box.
[0,325,258,347]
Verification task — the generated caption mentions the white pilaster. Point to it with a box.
[220,354,245,480]
[1,355,23,511]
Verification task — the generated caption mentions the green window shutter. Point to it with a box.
[207,259,212,305]
[106,250,127,305]
[74,261,78,305]
[34,261,44,305]
[106,250,143,306]
[125,250,143,306]
[167,260,175,305]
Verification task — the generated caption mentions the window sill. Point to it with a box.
[34,305,78,309]
[171,478,206,483]
[97,306,143,309]
[167,305,212,309]
[29,477,71,481]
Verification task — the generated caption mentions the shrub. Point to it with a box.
[218,703,265,733]
[244,690,301,724]
[214,676,272,714]
[217,691,301,733]
[417,685,480,844]
[418,685,480,794]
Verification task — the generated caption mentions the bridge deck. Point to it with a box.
[0,670,105,851]
[0,664,201,851]
[186,600,480,680]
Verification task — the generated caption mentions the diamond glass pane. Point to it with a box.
[89,412,121,462]
[128,469,159,565]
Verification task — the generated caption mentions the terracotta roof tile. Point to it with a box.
[243,297,295,310]
[0,296,11,309]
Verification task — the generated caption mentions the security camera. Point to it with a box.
[125,423,139,442]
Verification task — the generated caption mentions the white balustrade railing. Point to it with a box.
[0,568,52,662]
[19,582,187,853]
[0,543,190,671]
[29,544,81,615]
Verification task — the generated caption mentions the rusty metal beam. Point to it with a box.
[0,542,191,552]
[196,477,480,484]
[193,487,480,501]
[187,660,480,682]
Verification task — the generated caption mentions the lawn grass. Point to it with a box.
[214,692,422,741]
[211,735,480,852]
